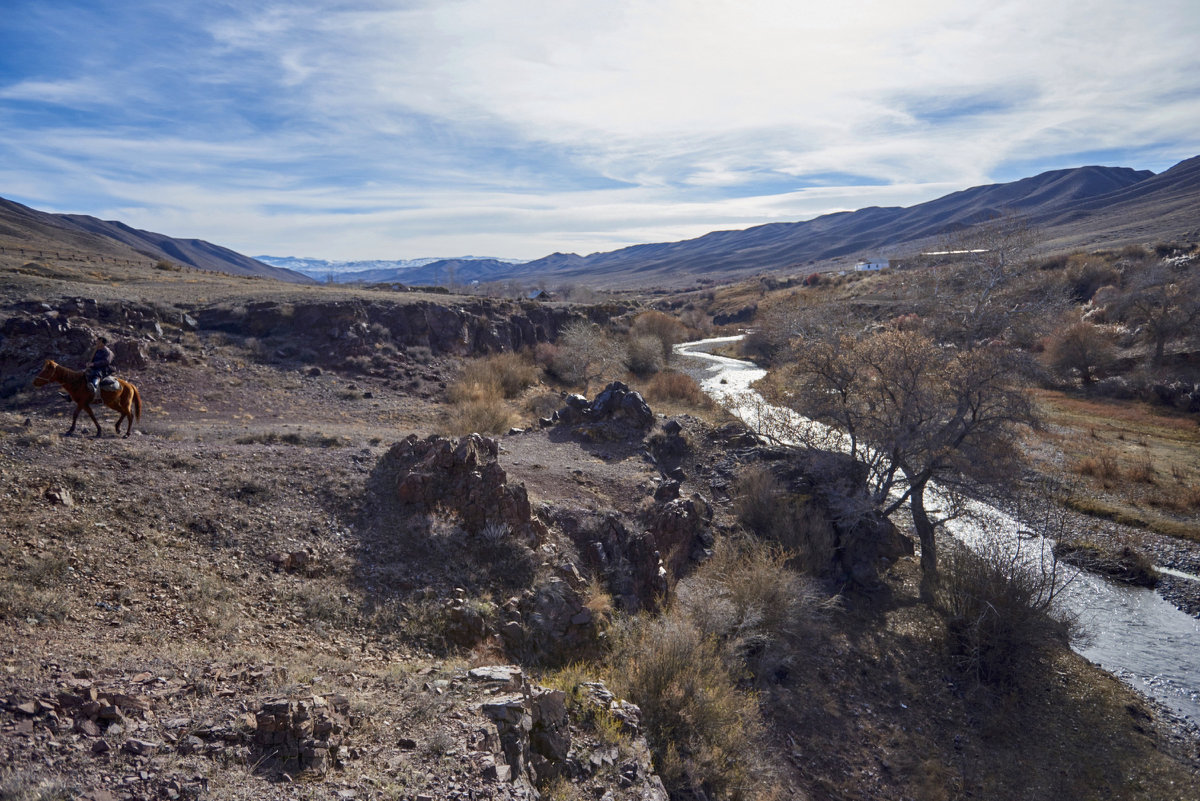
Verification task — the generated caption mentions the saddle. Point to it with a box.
[98,376,120,393]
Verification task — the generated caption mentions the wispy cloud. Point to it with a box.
[1,0,1197,260]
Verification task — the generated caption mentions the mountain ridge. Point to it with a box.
[0,197,313,284]
[4,156,1197,289]
[510,163,1169,285]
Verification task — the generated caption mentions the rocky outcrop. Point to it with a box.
[551,382,655,442]
[769,449,914,587]
[251,695,351,776]
[472,667,667,801]
[194,297,573,357]
[0,309,155,398]
[498,573,600,664]
[548,500,711,614]
[645,493,716,574]
[382,433,548,543]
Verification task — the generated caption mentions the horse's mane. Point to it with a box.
[46,361,86,385]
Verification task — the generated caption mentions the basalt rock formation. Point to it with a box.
[382,433,547,543]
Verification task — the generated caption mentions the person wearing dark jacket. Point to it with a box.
[85,337,114,396]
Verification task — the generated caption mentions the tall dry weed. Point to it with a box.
[607,615,778,800]
[643,371,707,405]
[732,465,836,574]
[449,351,538,402]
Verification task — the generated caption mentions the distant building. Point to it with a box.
[854,259,889,272]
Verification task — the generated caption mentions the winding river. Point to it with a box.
[677,335,1200,723]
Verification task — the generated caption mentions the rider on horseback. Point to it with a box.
[86,337,114,398]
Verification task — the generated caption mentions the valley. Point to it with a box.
[1,170,1199,801]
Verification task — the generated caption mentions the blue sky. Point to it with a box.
[2,0,1197,261]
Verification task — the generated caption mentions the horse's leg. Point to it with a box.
[84,404,102,437]
[66,404,81,435]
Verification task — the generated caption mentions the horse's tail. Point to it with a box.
[132,386,142,421]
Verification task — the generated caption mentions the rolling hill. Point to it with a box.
[0,197,312,284]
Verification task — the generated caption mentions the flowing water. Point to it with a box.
[677,336,1200,723]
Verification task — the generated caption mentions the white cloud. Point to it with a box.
[1,0,1198,260]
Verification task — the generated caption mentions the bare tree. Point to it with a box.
[764,328,1034,589]
[1115,261,1200,364]
[1046,320,1117,386]
[926,212,1060,346]
[554,320,627,393]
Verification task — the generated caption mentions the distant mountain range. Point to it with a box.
[507,157,1199,286]
[255,255,524,285]
[3,155,1197,288]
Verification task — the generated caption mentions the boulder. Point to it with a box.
[382,433,548,543]
[556,382,655,442]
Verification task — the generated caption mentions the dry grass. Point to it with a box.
[731,465,836,574]
[642,370,705,404]
[1031,388,1200,541]
[443,396,515,436]
[442,352,538,434]
[449,351,538,401]
[606,615,778,801]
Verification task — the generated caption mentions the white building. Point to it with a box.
[854,259,889,271]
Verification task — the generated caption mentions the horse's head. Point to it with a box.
[32,360,58,387]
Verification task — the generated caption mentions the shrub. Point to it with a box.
[1045,321,1116,386]
[607,616,777,800]
[1073,450,1121,482]
[938,536,1078,688]
[630,310,688,360]
[0,772,74,801]
[625,335,665,376]
[1126,455,1156,484]
[407,345,434,364]
[732,465,836,575]
[457,351,539,399]
[676,539,830,683]
[1063,257,1120,303]
[443,397,514,436]
[642,371,706,405]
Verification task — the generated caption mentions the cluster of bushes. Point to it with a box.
[440,309,713,435]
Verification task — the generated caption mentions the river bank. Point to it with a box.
[675,335,1200,726]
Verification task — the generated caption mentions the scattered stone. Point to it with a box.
[467,666,524,689]
[122,738,159,756]
[43,487,74,506]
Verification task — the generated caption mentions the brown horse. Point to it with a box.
[33,360,142,438]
